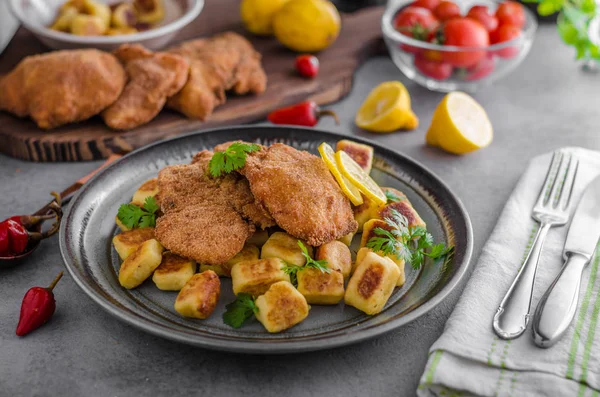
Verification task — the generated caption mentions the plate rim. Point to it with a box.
[59,125,474,354]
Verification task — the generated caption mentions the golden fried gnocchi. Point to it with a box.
[131,178,159,206]
[360,220,406,287]
[152,252,196,291]
[255,281,310,333]
[297,267,344,305]
[200,244,260,277]
[344,251,400,315]
[174,271,221,319]
[115,216,131,232]
[316,241,352,279]
[337,232,354,247]
[118,238,164,289]
[261,232,312,266]
[112,227,155,260]
[231,258,290,296]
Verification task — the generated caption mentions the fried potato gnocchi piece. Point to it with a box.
[336,140,374,174]
[115,216,131,232]
[231,258,290,296]
[344,251,400,315]
[247,230,269,247]
[261,232,312,266]
[353,193,383,233]
[118,239,164,289]
[255,281,310,333]
[376,197,426,230]
[152,252,196,291]
[297,267,344,305]
[360,220,406,287]
[316,241,352,279]
[131,178,159,206]
[200,244,260,277]
[112,227,155,260]
[174,271,220,319]
[337,232,354,247]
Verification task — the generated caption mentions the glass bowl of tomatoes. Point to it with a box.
[382,0,537,92]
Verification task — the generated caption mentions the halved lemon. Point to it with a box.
[335,150,386,206]
[355,81,418,133]
[318,143,364,206]
[426,92,493,155]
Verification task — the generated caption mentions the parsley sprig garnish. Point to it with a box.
[366,209,453,270]
[282,241,331,286]
[223,293,258,328]
[385,190,405,204]
[208,142,261,177]
[117,196,159,229]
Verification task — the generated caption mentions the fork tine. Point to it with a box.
[536,151,561,207]
[547,152,566,207]
[558,155,579,210]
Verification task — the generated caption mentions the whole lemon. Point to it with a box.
[273,0,341,53]
[241,0,290,36]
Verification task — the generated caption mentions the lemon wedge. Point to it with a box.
[318,143,364,206]
[355,81,419,133]
[335,150,386,206]
[426,92,493,155]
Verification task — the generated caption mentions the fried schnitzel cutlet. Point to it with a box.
[166,32,267,120]
[218,142,358,246]
[155,151,274,265]
[0,49,125,129]
[101,44,189,130]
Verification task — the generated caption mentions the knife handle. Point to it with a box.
[493,222,551,340]
[532,253,589,348]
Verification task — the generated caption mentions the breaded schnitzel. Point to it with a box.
[167,32,267,120]
[238,143,358,246]
[102,44,189,130]
[0,49,125,129]
[155,151,274,265]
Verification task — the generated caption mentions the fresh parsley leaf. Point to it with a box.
[385,190,404,204]
[365,209,453,270]
[223,293,258,328]
[282,241,331,286]
[208,142,261,177]
[117,196,159,229]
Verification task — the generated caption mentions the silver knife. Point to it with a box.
[532,174,600,348]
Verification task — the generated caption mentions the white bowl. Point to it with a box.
[9,0,203,51]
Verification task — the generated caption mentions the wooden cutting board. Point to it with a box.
[0,1,386,162]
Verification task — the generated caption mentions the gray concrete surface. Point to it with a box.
[1,25,599,397]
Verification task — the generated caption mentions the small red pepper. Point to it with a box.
[16,271,63,336]
[6,220,28,255]
[0,221,9,254]
[267,101,339,127]
[295,55,319,78]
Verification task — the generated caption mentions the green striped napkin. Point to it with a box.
[418,148,600,397]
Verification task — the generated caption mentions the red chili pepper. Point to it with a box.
[0,221,9,255]
[267,101,339,127]
[6,220,29,255]
[16,272,63,336]
[295,55,319,78]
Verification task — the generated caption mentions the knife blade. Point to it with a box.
[533,174,600,348]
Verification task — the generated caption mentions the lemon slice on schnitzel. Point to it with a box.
[335,150,386,206]
[318,143,364,206]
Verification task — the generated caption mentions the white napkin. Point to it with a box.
[418,148,600,397]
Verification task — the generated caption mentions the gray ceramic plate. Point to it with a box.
[60,126,473,354]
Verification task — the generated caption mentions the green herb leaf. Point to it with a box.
[208,142,261,177]
[282,263,302,286]
[298,240,331,273]
[365,209,453,270]
[223,293,258,328]
[117,196,159,229]
[385,190,404,203]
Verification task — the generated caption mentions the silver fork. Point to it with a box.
[493,151,579,340]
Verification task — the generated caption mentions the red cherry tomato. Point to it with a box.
[465,54,495,80]
[442,17,489,67]
[490,24,521,58]
[414,54,453,80]
[495,1,525,29]
[411,0,441,11]
[467,5,499,32]
[295,55,319,78]
[394,7,439,54]
[433,1,461,21]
